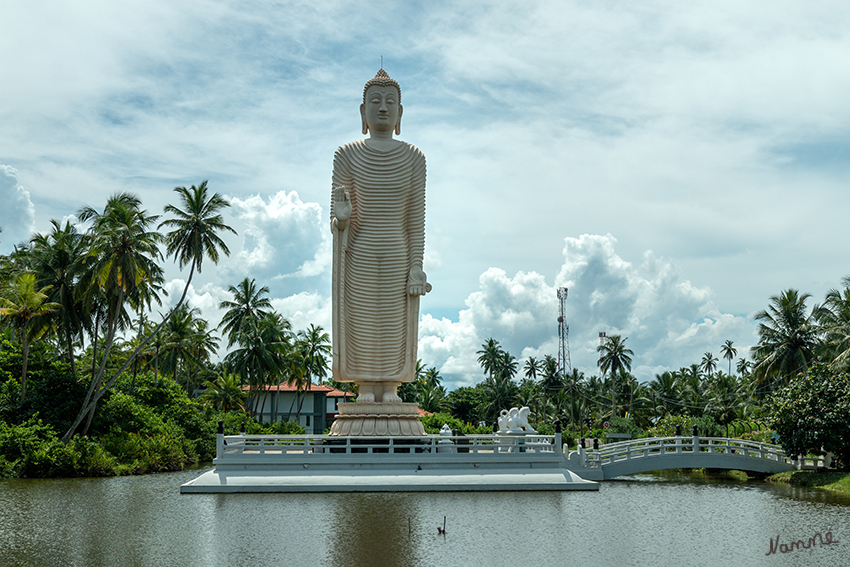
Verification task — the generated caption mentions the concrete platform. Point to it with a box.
[179,432,599,493]
[180,466,597,493]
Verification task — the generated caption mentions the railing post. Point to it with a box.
[216,420,224,459]
[554,420,562,456]
[692,427,699,454]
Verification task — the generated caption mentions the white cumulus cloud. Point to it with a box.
[0,165,36,251]
[226,191,330,286]
[419,234,757,390]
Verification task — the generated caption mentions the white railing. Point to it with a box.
[568,436,830,471]
[215,433,560,461]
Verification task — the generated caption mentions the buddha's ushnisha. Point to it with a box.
[330,69,430,404]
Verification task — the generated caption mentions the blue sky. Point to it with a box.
[2,1,849,389]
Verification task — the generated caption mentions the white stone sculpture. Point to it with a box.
[328,69,430,436]
[498,407,538,434]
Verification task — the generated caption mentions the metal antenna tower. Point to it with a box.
[557,287,572,374]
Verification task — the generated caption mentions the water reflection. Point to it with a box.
[326,493,424,567]
[0,468,846,567]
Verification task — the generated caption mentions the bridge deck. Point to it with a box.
[565,436,829,480]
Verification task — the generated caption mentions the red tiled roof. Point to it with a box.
[325,387,356,398]
[417,407,433,417]
[241,383,355,397]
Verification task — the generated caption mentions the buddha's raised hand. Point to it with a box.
[333,185,351,228]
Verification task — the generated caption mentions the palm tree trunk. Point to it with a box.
[19,326,29,403]
[90,311,100,385]
[296,390,306,421]
[611,374,616,418]
[65,288,123,441]
[65,326,77,377]
[154,346,160,385]
[287,391,297,422]
[273,378,282,423]
[62,264,198,443]
[258,383,268,424]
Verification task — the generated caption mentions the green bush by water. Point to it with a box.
[0,369,305,479]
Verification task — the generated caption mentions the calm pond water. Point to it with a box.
[0,467,847,567]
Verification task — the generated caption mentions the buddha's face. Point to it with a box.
[361,85,402,134]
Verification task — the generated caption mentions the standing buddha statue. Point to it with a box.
[329,69,430,436]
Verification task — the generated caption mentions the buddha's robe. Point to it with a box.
[331,139,426,384]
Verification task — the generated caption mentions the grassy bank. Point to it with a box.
[767,470,850,495]
[687,468,753,482]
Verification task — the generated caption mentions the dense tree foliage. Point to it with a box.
[770,364,850,470]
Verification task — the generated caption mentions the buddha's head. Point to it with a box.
[361,69,403,136]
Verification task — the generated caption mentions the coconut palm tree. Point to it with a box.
[219,278,273,346]
[297,324,330,384]
[751,289,819,394]
[523,357,542,381]
[479,374,519,423]
[200,373,246,412]
[540,354,563,392]
[416,381,447,413]
[495,350,518,380]
[476,338,503,379]
[63,185,235,442]
[0,273,60,402]
[679,368,708,417]
[293,324,329,420]
[158,305,217,394]
[720,340,737,375]
[226,312,290,421]
[72,193,163,437]
[597,334,633,418]
[649,371,680,417]
[700,352,718,377]
[817,276,850,372]
[736,358,752,377]
[29,220,87,376]
[160,181,236,298]
[706,372,740,437]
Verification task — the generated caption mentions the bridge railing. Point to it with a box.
[215,433,561,462]
[570,436,829,470]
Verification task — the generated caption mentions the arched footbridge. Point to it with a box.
[564,436,830,481]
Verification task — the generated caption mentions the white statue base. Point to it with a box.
[328,402,426,436]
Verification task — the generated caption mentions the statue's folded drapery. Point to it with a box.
[331,139,426,384]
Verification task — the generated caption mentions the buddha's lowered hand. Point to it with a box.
[408,264,431,296]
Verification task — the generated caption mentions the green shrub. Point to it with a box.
[93,392,164,435]
[606,415,641,437]
[269,420,306,435]
[66,436,118,477]
[18,370,88,434]
[419,412,491,434]
[643,415,722,438]
[0,417,83,478]
[99,426,194,474]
